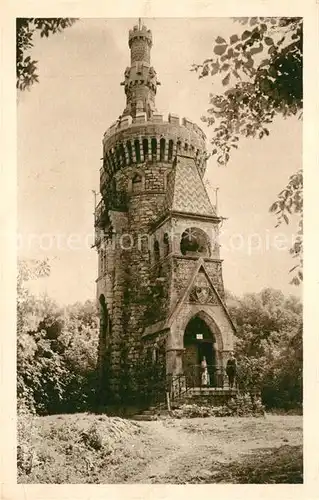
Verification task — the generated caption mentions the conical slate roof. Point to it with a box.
[163,155,216,216]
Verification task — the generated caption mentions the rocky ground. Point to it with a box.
[18,413,302,484]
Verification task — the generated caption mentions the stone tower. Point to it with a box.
[95,21,236,407]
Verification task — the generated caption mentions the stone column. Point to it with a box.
[139,137,144,162]
[147,138,152,161]
[131,139,137,163]
[123,143,130,165]
[156,137,161,161]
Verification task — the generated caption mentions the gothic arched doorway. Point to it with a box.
[183,315,217,387]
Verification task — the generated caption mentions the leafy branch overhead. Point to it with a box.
[192,17,302,165]
[16,18,77,90]
[269,170,303,285]
[193,17,303,283]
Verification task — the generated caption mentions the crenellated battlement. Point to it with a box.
[101,112,208,181]
[129,24,152,48]
[104,113,206,143]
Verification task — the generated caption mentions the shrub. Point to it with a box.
[80,423,104,451]
[215,393,265,417]
[170,394,265,419]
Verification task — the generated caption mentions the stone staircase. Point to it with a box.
[131,387,238,421]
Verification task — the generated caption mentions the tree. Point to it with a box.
[226,288,303,409]
[17,259,99,414]
[16,18,77,91]
[17,258,51,410]
[193,17,303,282]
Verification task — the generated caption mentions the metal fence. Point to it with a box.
[184,364,228,389]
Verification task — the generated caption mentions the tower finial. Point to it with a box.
[138,17,142,30]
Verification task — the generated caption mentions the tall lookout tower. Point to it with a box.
[95,21,236,409]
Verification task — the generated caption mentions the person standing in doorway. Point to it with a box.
[226,352,237,389]
[201,356,210,386]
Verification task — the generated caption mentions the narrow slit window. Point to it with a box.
[143,138,149,160]
[126,141,133,164]
[151,138,157,161]
[168,140,174,161]
[134,139,141,163]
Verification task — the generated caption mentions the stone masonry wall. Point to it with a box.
[98,158,176,402]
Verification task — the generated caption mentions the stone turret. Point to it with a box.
[95,21,236,409]
[121,20,160,119]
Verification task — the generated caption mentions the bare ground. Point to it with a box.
[19,414,302,484]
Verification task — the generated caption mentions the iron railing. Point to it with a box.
[137,365,237,412]
[184,364,228,390]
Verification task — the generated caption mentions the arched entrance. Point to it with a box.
[183,315,218,387]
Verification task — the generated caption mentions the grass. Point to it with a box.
[17,412,303,484]
[205,445,303,483]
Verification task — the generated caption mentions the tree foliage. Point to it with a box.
[227,288,303,409]
[16,18,77,91]
[193,17,302,164]
[269,170,303,284]
[17,259,99,414]
[193,17,303,282]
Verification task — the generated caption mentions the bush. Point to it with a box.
[80,423,104,451]
[227,289,303,411]
[215,393,265,417]
[171,394,265,419]
[17,263,99,416]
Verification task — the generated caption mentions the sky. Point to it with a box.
[17,18,302,305]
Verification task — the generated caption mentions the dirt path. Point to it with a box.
[24,413,302,483]
[132,421,195,483]
[126,415,302,484]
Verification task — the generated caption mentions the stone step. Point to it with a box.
[186,388,237,395]
[130,414,156,421]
